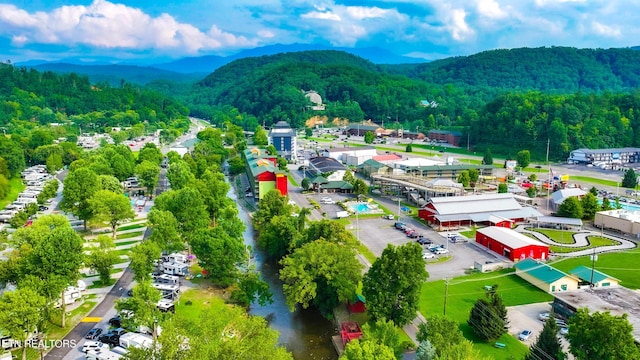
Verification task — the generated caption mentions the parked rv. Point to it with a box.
[118,332,153,350]
[161,262,189,276]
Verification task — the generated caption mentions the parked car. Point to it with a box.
[417,237,432,245]
[394,222,406,229]
[559,326,569,336]
[518,330,532,341]
[408,232,420,239]
[108,316,122,327]
[382,214,394,220]
[98,334,120,346]
[321,199,336,204]
[38,205,48,212]
[434,248,449,255]
[110,328,127,336]
[422,252,435,259]
[404,228,414,235]
[85,328,103,340]
[82,341,108,353]
[538,312,551,321]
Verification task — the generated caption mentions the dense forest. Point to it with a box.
[0,63,190,178]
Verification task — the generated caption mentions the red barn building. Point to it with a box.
[476,226,549,261]
[418,193,542,231]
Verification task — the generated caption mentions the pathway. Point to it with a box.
[514,225,637,257]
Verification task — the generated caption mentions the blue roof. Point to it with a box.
[515,258,572,284]
[570,266,618,283]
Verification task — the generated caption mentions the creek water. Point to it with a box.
[228,180,338,360]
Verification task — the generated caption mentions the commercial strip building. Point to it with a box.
[476,227,550,261]
[594,209,640,237]
[243,148,288,200]
[567,147,640,165]
[418,193,542,230]
[320,146,377,166]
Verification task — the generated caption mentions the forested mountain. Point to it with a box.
[391,47,640,92]
[0,63,190,177]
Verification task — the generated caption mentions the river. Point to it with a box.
[227,177,338,360]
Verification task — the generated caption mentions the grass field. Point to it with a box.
[116,231,145,240]
[420,269,553,359]
[550,249,640,289]
[288,173,299,187]
[0,177,26,209]
[118,223,146,231]
[528,228,576,244]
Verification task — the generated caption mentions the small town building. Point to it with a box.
[476,227,550,261]
[344,122,383,137]
[594,209,640,237]
[268,121,297,162]
[372,153,403,164]
[303,90,325,111]
[551,188,587,209]
[569,266,619,288]
[427,130,461,146]
[320,146,377,166]
[567,147,640,165]
[418,193,542,230]
[347,294,366,314]
[310,175,353,194]
[514,258,579,293]
[243,148,288,200]
[308,157,349,181]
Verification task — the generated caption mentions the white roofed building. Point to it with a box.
[418,193,542,230]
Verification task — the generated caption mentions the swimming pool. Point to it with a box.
[350,203,372,213]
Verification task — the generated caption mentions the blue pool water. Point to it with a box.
[350,203,372,213]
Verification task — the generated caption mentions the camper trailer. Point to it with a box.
[161,262,189,276]
[151,283,179,300]
[118,332,153,350]
[85,348,124,360]
[163,253,188,264]
[154,274,179,286]
[157,299,175,313]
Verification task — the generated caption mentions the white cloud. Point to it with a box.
[476,0,508,19]
[0,0,258,55]
[591,21,621,37]
[301,11,341,21]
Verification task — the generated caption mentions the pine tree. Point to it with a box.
[467,298,504,341]
[525,316,566,360]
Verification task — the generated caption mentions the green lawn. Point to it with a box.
[420,269,553,360]
[288,173,299,187]
[115,240,142,247]
[528,228,576,244]
[550,249,640,289]
[0,177,26,209]
[116,231,145,239]
[175,288,227,321]
[549,236,621,253]
[118,223,146,231]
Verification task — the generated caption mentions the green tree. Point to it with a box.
[341,339,396,360]
[257,215,301,260]
[589,186,598,196]
[301,177,311,191]
[362,243,428,326]
[457,171,470,187]
[191,227,245,287]
[129,240,161,282]
[526,186,537,198]
[416,340,437,360]
[98,175,124,193]
[467,297,505,341]
[526,315,566,360]
[557,196,584,218]
[147,209,184,253]
[361,319,404,360]
[135,160,160,198]
[468,168,479,184]
[85,235,120,286]
[137,142,163,165]
[252,189,293,230]
[497,183,508,193]
[517,150,531,169]
[580,192,600,220]
[601,197,613,211]
[166,160,195,190]
[305,128,313,138]
[567,309,640,360]
[46,153,63,173]
[0,287,47,360]
[364,131,375,144]
[280,240,362,317]
[195,170,232,226]
[89,190,136,239]
[154,187,210,243]
[266,144,278,156]
[227,156,245,176]
[622,168,638,188]
[343,170,355,184]
[483,148,493,165]
[254,126,268,145]
[61,167,100,229]
[406,143,413,152]
[353,179,369,196]
[116,280,163,339]
[231,268,273,308]
[417,316,465,358]
[276,156,288,171]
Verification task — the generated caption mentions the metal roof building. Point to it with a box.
[476,227,550,261]
[514,258,579,293]
[569,266,619,288]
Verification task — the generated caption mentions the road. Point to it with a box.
[45,268,135,359]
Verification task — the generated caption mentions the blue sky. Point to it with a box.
[0,0,638,63]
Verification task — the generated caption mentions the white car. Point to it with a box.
[434,248,449,255]
[82,341,109,353]
[422,252,435,260]
[518,330,532,341]
[320,199,336,204]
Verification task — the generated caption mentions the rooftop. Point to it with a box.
[309,157,347,172]
[478,227,548,250]
[569,265,619,283]
[572,147,640,154]
[430,193,529,215]
[515,258,573,284]
[553,287,640,342]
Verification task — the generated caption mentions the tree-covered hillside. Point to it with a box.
[397,47,640,92]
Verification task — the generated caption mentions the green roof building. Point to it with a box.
[514,258,579,293]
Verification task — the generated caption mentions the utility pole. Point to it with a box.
[546,139,551,211]
[590,248,597,287]
[443,278,450,316]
